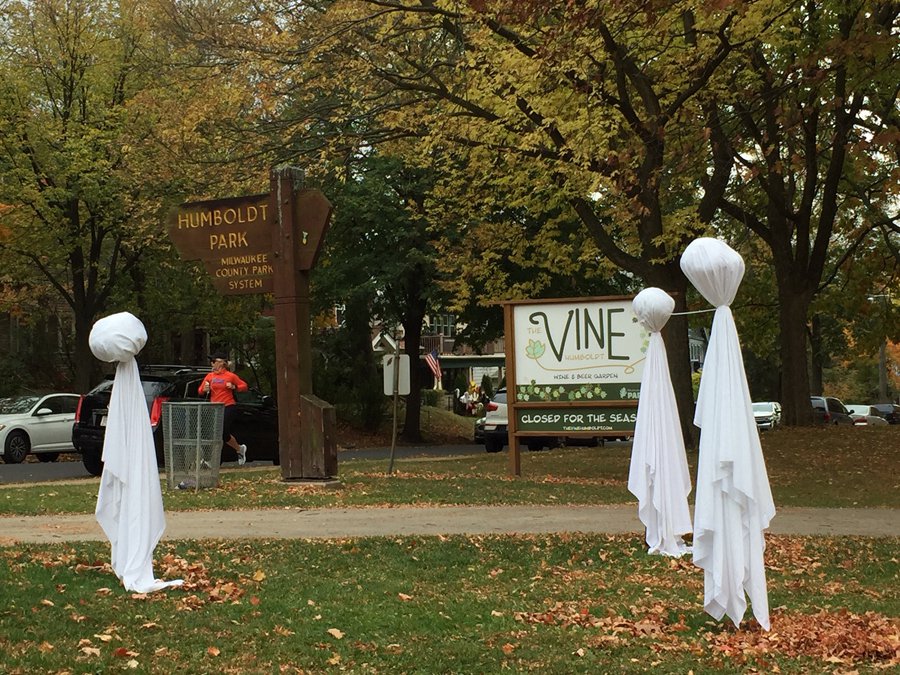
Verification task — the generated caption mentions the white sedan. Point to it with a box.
[0,393,81,463]
[847,404,890,427]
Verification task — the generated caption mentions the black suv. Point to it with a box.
[72,365,279,476]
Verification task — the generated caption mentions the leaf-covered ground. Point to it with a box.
[1,533,897,674]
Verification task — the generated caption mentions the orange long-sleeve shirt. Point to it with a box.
[198,370,248,406]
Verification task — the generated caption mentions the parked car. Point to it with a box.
[870,403,900,425]
[482,389,600,452]
[810,396,854,426]
[0,393,81,463]
[846,404,890,426]
[752,401,781,431]
[473,417,486,444]
[72,365,278,476]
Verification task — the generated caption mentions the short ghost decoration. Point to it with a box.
[90,312,182,593]
[628,287,693,557]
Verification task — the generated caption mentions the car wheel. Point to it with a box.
[36,452,60,463]
[3,430,30,464]
[525,440,545,451]
[82,449,103,477]
[485,438,504,453]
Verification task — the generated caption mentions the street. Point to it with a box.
[0,444,486,485]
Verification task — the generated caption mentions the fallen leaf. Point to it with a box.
[207,646,220,657]
[81,647,101,657]
[398,593,413,601]
[327,628,345,640]
[327,653,341,665]
[249,596,260,606]
[574,648,586,657]
[126,659,139,669]
[40,599,55,607]
[252,569,267,582]
[38,641,54,653]
[94,634,113,643]
[501,643,516,655]
[491,610,503,617]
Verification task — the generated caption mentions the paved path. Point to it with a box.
[2,505,897,544]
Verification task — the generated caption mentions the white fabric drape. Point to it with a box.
[680,238,775,630]
[90,312,182,593]
[628,288,693,557]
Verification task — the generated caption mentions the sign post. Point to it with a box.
[269,168,333,479]
[168,169,333,480]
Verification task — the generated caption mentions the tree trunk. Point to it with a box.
[808,315,824,398]
[72,312,95,394]
[778,282,815,426]
[664,308,698,450]
[401,310,424,443]
[646,265,698,449]
[400,272,429,442]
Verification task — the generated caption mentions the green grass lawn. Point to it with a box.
[1,423,897,673]
[1,425,897,515]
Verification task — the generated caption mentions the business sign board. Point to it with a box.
[502,297,646,477]
[516,405,638,433]
[512,298,647,403]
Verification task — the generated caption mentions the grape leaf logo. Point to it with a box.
[525,339,545,360]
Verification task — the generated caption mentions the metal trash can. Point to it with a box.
[161,402,225,491]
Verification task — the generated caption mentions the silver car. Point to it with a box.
[0,393,81,463]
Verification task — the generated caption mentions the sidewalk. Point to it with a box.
[2,504,898,544]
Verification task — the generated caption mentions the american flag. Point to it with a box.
[424,349,442,380]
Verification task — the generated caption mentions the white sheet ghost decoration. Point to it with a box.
[90,312,183,593]
[628,287,693,557]
[680,238,775,630]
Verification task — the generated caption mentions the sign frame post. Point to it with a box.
[269,167,334,479]
[270,167,308,478]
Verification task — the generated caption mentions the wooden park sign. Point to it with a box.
[168,168,336,480]
[169,193,273,294]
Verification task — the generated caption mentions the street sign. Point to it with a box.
[383,354,410,395]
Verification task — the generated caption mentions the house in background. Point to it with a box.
[371,313,505,393]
